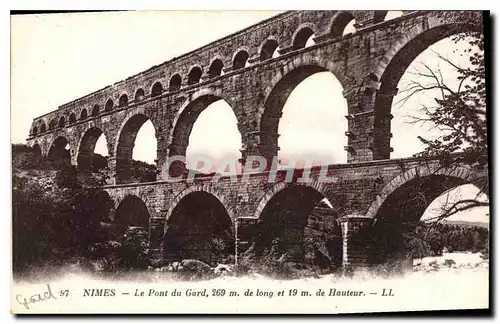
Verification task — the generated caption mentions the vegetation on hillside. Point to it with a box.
[12,144,150,277]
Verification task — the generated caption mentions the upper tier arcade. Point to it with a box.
[26,10,483,185]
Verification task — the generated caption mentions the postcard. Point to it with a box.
[10,10,490,314]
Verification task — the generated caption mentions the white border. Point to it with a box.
[3,1,499,322]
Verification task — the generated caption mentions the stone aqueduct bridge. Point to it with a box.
[26,10,486,267]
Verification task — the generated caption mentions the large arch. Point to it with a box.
[115,112,158,183]
[371,14,482,160]
[259,59,349,164]
[250,182,342,265]
[47,136,71,168]
[114,194,150,228]
[77,126,109,172]
[366,164,486,219]
[362,164,488,265]
[167,89,240,176]
[163,187,235,264]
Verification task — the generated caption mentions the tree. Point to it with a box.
[396,11,488,221]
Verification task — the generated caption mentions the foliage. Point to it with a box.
[117,228,150,270]
[355,217,489,266]
[129,160,157,183]
[396,12,488,221]
[399,12,486,168]
[12,145,115,274]
[12,144,47,170]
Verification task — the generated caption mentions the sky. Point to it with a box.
[10,11,489,223]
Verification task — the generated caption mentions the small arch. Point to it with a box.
[135,88,145,102]
[105,99,114,112]
[32,126,38,136]
[292,26,315,49]
[48,119,56,130]
[91,105,100,117]
[260,38,280,61]
[119,94,129,107]
[40,123,47,133]
[151,81,164,97]
[208,59,224,79]
[187,66,203,85]
[69,113,77,124]
[330,11,357,38]
[58,116,65,128]
[169,74,182,91]
[80,108,88,120]
[232,50,249,70]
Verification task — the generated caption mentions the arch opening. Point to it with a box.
[331,12,357,37]
[164,191,234,264]
[69,113,77,124]
[77,127,109,173]
[374,23,483,160]
[260,39,280,61]
[151,82,164,97]
[169,74,182,91]
[119,94,129,107]
[48,119,56,130]
[91,105,100,117]
[47,136,71,168]
[252,185,342,267]
[208,59,224,79]
[114,195,150,228]
[135,88,145,102]
[261,66,348,168]
[105,99,114,112]
[188,66,203,85]
[116,114,157,184]
[232,50,249,70]
[32,126,38,136]
[366,174,489,266]
[80,109,88,120]
[40,123,47,133]
[292,27,315,49]
[58,117,65,128]
[169,95,242,177]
